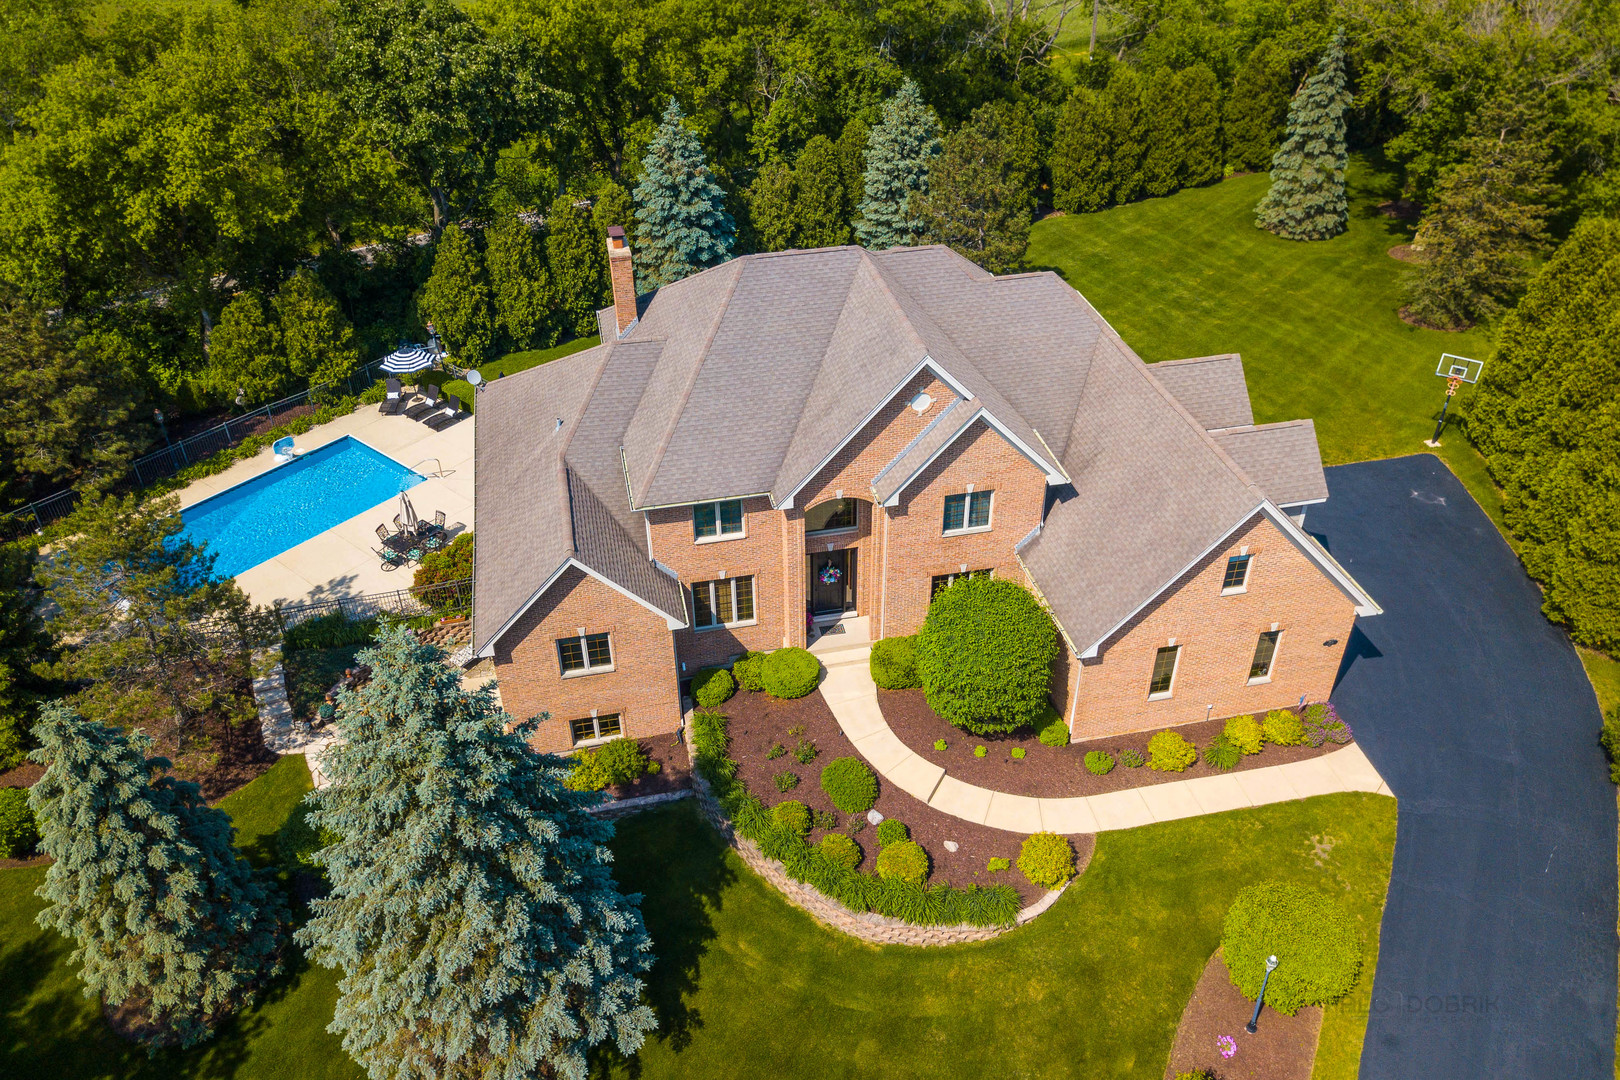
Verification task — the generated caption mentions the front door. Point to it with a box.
[808,549,856,618]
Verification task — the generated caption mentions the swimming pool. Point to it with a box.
[180,437,423,579]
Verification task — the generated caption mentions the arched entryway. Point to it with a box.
[804,497,863,622]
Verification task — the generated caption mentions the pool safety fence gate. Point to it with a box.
[1,360,390,542]
[278,576,473,629]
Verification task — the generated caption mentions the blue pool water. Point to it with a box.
[181,437,423,578]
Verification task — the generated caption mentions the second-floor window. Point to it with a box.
[943,490,993,534]
[1222,554,1252,593]
[558,632,613,676]
[693,576,755,629]
[805,498,857,534]
[694,499,744,541]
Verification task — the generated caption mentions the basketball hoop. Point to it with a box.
[1425,354,1484,447]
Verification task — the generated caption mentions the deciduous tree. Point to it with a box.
[917,102,1035,273]
[1255,29,1351,241]
[633,99,734,288]
[856,79,943,249]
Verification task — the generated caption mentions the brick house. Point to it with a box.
[471,235,1379,753]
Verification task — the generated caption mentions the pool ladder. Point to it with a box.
[410,457,449,478]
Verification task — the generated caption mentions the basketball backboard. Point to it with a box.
[1435,354,1484,383]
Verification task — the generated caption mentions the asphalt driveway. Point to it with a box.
[1309,455,1616,1079]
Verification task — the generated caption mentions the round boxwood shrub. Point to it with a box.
[0,787,39,859]
[819,756,878,814]
[1225,713,1264,755]
[875,839,929,886]
[691,665,735,707]
[915,576,1057,736]
[762,647,820,699]
[869,635,921,690]
[772,799,812,837]
[1147,730,1198,772]
[1084,750,1114,775]
[1017,831,1075,889]
[1263,708,1305,746]
[1035,704,1070,747]
[875,818,910,847]
[819,832,861,869]
[732,651,767,692]
[1221,882,1364,1014]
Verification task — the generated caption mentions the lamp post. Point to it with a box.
[1246,955,1279,1034]
[153,407,170,448]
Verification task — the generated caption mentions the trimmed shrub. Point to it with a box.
[692,665,735,707]
[820,756,878,813]
[1222,882,1364,1014]
[876,839,930,886]
[772,799,812,837]
[1084,750,1115,775]
[1225,713,1264,755]
[0,787,39,858]
[933,738,948,752]
[1011,747,1026,760]
[915,576,1058,735]
[1018,832,1075,889]
[1034,702,1070,747]
[762,647,820,699]
[566,737,658,791]
[820,831,861,869]
[987,857,1011,873]
[1303,702,1353,746]
[973,745,987,758]
[1147,730,1198,772]
[1203,733,1242,772]
[284,612,377,652]
[876,819,910,847]
[1602,705,1620,784]
[732,651,767,692]
[0,715,28,773]
[1119,747,1145,768]
[1263,708,1305,746]
[870,634,922,689]
[793,738,818,764]
[773,771,800,792]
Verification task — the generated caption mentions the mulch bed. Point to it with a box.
[1386,243,1423,263]
[606,736,692,800]
[880,689,1349,799]
[1165,950,1321,1080]
[722,688,1093,906]
[1398,305,1471,332]
[167,403,318,443]
[1377,198,1422,222]
[0,762,43,789]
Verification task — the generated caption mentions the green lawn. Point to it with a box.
[1027,157,1507,530]
[438,335,599,410]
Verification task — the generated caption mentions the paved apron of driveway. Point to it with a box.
[1310,455,1615,1079]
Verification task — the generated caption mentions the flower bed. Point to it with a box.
[692,690,1049,926]
[880,691,1353,799]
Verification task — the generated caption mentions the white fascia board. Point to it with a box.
[779,354,974,511]
[573,559,689,629]
[1260,502,1382,616]
[476,558,573,658]
[476,556,687,658]
[1278,498,1328,509]
[631,491,772,513]
[879,407,1065,507]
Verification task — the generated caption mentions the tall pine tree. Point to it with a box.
[1051,86,1113,213]
[916,102,1034,273]
[546,192,607,338]
[1139,67,1187,198]
[1224,41,1293,174]
[274,268,361,391]
[747,161,800,252]
[794,135,853,248]
[29,703,286,1049]
[1255,29,1351,241]
[856,79,943,249]
[1103,67,1146,204]
[632,99,734,289]
[419,227,497,365]
[485,212,556,351]
[296,627,657,1080]
[1178,64,1225,187]
[204,291,284,403]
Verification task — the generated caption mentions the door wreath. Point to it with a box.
[819,565,842,586]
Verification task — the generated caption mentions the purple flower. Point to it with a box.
[1217,1034,1237,1059]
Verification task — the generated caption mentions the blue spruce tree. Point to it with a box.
[633,99,734,289]
[28,703,287,1049]
[1255,29,1352,241]
[296,626,656,1080]
[856,79,943,249]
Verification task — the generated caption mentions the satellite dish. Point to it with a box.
[466,369,485,388]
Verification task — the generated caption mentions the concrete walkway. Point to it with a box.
[809,621,1392,835]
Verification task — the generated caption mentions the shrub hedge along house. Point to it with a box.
[472,232,1380,752]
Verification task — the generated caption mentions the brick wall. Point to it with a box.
[648,496,787,670]
[1068,513,1359,740]
[491,565,683,753]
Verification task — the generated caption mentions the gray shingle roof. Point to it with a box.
[1211,421,1329,506]
[1148,354,1254,430]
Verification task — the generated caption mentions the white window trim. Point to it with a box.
[692,576,758,632]
[693,499,746,544]
[1247,630,1282,685]
[559,632,615,678]
[1147,645,1181,700]
[569,716,624,747]
[942,490,994,537]
[1221,553,1254,596]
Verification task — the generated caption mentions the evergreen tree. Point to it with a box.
[0,543,52,772]
[273,268,361,391]
[296,626,656,1080]
[856,79,943,249]
[1402,97,1556,329]
[591,182,636,249]
[1103,67,1146,204]
[1051,86,1113,213]
[29,703,286,1049]
[747,161,800,252]
[632,99,734,289]
[835,116,869,210]
[1255,29,1351,241]
[1225,41,1293,174]
[546,192,607,339]
[794,135,853,248]
[419,226,498,365]
[1139,67,1187,198]
[1178,64,1224,187]
[485,212,556,351]
[916,102,1034,273]
[204,291,285,404]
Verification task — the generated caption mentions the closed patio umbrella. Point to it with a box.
[399,490,419,531]
[381,345,436,374]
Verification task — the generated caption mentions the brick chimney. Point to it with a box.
[606,226,637,337]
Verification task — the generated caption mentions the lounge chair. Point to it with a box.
[379,378,406,415]
[403,384,442,420]
[424,404,462,431]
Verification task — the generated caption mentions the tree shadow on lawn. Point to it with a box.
[591,801,736,1076]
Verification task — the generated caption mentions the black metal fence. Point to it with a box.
[277,576,473,629]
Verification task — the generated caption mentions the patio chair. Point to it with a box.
[394,513,408,534]
[433,509,446,530]
[424,404,462,431]
[379,377,406,415]
[376,523,391,543]
[375,547,408,571]
[403,384,442,420]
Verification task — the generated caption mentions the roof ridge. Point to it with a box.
[1154,352,1243,368]
[857,249,932,359]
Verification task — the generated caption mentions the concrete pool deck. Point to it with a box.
[177,402,474,607]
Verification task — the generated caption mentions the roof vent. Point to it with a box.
[910,392,933,414]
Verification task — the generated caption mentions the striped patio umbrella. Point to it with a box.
[380,345,436,374]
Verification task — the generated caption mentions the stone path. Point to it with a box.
[810,630,1392,835]
[251,650,342,789]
